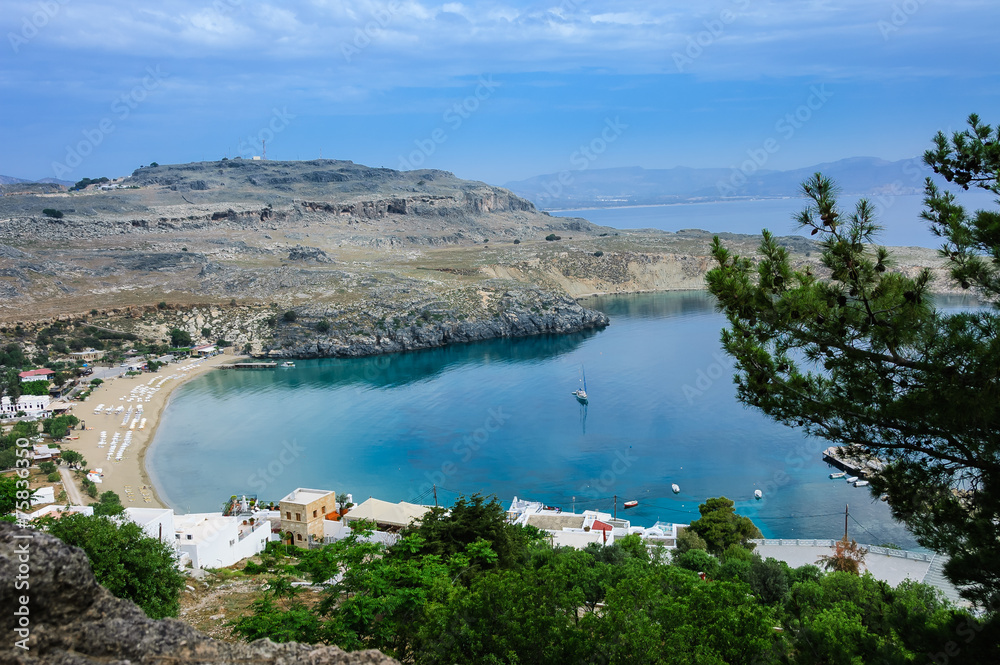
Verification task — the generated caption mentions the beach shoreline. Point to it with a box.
[58,353,234,510]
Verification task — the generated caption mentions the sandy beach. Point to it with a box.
[57,353,234,509]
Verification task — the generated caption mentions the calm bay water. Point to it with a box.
[149,291,945,549]
[552,191,997,248]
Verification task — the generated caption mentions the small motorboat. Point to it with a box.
[845,476,859,483]
[623,500,638,509]
[280,361,296,368]
[829,472,846,479]
[854,480,870,487]
[754,489,763,500]
[671,484,680,494]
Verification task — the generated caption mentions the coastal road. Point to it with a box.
[59,466,87,506]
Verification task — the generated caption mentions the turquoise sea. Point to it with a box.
[148,290,974,550]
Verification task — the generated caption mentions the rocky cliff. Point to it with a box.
[0,522,397,664]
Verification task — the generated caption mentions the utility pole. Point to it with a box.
[572,496,575,514]
[613,495,617,520]
[262,140,266,160]
[433,484,438,508]
[844,504,849,540]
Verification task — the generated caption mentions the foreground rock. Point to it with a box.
[0,522,398,665]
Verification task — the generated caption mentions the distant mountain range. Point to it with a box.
[0,175,74,186]
[504,157,932,210]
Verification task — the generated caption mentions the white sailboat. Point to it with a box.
[571,367,588,403]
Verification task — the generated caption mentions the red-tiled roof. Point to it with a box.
[19,369,54,378]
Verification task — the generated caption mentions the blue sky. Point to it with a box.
[2,0,998,184]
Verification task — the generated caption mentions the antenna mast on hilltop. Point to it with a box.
[262,140,267,161]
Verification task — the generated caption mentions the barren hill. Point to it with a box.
[0,159,952,358]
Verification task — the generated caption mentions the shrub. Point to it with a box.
[42,208,64,219]
[47,472,61,482]
[513,239,520,244]
[545,234,561,241]
[39,461,56,474]
[316,319,331,333]
[282,311,297,323]
[593,251,604,257]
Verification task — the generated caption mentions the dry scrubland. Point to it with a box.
[0,159,955,356]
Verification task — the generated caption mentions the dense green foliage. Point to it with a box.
[687,496,762,554]
[706,115,1000,609]
[93,490,124,516]
[0,422,37,471]
[42,414,79,439]
[230,496,995,663]
[169,328,192,347]
[41,208,63,219]
[41,513,185,618]
[71,176,109,190]
[21,380,49,396]
[59,449,85,469]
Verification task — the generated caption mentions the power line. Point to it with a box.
[849,514,886,544]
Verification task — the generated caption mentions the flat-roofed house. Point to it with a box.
[280,488,335,546]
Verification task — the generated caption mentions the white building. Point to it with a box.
[124,507,176,545]
[507,497,687,550]
[1,394,51,418]
[173,512,272,569]
[16,504,94,521]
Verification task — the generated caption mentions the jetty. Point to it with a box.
[823,446,884,478]
[220,362,278,370]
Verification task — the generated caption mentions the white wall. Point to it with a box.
[175,513,270,569]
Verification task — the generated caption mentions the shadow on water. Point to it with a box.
[191,327,605,395]
[585,290,716,319]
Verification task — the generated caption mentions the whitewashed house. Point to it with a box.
[1,394,51,418]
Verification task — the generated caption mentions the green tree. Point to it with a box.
[405,494,542,570]
[43,414,79,439]
[93,490,124,516]
[38,461,56,474]
[706,114,1000,608]
[21,380,49,396]
[168,328,192,347]
[686,497,761,555]
[1,475,35,516]
[41,513,184,618]
[60,449,86,469]
[674,527,708,553]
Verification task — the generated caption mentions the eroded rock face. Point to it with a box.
[0,522,398,665]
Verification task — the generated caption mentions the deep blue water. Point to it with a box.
[552,191,997,249]
[147,291,977,550]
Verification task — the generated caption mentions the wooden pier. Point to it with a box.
[219,362,278,370]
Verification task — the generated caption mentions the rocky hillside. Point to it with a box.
[0,522,397,664]
[0,158,955,356]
